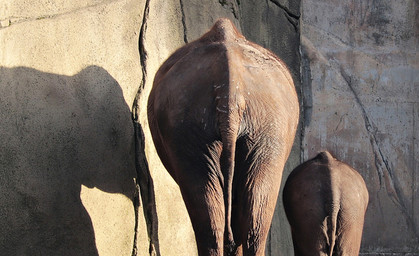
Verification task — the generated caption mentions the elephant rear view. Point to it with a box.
[283,151,369,256]
[148,19,299,256]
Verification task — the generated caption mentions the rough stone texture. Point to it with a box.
[301,0,418,254]
[132,1,197,255]
[0,0,146,255]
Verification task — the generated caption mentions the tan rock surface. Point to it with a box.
[0,0,145,255]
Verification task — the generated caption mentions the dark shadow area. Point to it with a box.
[0,66,137,255]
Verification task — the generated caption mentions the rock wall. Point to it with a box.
[1,0,417,255]
[0,1,146,255]
[301,0,418,254]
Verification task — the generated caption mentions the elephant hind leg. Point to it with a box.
[283,187,333,256]
[180,175,225,256]
[236,169,282,256]
[174,155,226,256]
[288,214,332,256]
[333,215,365,256]
[232,141,287,256]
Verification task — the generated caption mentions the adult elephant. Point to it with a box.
[283,151,369,256]
[148,18,299,256]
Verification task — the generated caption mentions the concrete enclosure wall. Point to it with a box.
[301,0,418,254]
[0,0,417,255]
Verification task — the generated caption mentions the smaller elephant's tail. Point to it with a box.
[327,192,340,255]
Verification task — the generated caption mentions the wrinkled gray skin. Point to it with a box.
[147,19,299,256]
[283,151,369,256]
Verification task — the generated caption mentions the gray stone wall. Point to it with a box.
[301,0,418,254]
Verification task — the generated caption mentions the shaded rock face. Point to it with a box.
[300,0,418,254]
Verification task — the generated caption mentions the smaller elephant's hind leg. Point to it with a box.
[333,212,366,256]
[288,212,331,256]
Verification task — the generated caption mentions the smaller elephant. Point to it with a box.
[283,151,369,256]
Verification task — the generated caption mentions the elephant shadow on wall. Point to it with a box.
[0,66,138,255]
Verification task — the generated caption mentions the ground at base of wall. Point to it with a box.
[360,253,419,256]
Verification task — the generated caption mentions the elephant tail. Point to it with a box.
[214,65,246,253]
[219,123,238,254]
[327,191,340,255]
[216,97,244,254]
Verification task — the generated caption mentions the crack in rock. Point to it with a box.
[179,0,188,43]
[131,0,161,255]
[218,0,240,19]
[269,0,300,31]
[269,0,299,19]
[132,121,160,256]
[131,180,141,256]
[0,0,122,29]
[339,66,418,239]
